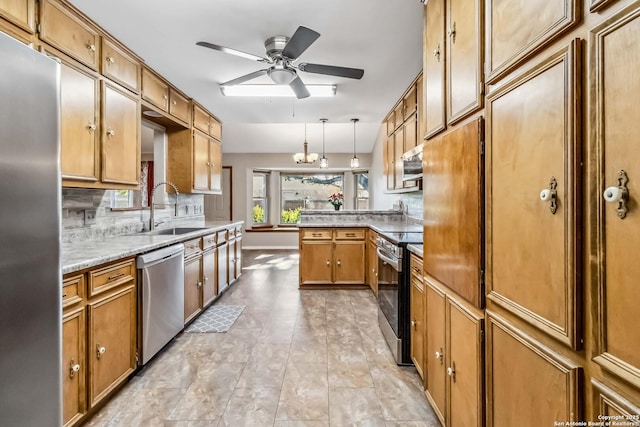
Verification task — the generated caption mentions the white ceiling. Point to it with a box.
[67,0,423,154]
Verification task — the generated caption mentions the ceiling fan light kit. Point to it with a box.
[197,25,364,99]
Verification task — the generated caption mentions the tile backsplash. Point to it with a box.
[61,188,204,243]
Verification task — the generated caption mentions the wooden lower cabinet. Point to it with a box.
[367,230,379,295]
[410,253,425,381]
[184,253,202,324]
[228,238,237,284]
[88,285,137,407]
[62,307,86,427]
[591,379,640,422]
[486,310,582,426]
[299,228,366,285]
[217,241,229,294]
[234,234,243,280]
[424,274,483,427]
[201,247,217,307]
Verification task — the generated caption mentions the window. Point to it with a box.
[354,171,369,210]
[252,172,268,225]
[111,189,134,208]
[280,173,344,223]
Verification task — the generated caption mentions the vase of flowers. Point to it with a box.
[328,192,344,210]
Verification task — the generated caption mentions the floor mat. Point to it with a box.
[184,305,245,333]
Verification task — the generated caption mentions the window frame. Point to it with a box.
[251,171,269,227]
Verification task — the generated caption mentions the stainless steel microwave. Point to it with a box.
[402,145,423,181]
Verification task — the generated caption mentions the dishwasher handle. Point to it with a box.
[137,243,185,269]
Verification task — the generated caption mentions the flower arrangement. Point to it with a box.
[328,192,344,209]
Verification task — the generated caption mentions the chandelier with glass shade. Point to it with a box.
[293,123,318,164]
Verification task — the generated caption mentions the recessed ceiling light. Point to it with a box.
[220,84,336,97]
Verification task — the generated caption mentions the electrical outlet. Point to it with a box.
[84,209,97,225]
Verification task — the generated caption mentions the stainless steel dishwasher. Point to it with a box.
[137,243,185,365]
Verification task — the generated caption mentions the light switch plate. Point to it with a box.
[84,209,97,225]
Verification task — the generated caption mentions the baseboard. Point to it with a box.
[243,246,299,250]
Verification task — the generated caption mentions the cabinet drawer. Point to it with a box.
[0,0,36,33]
[88,259,135,297]
[210,119,222,140]
[39,0,100,70]
[335,229,365,240]
[184,238,201,258]
[202,233,217,250]
[193,104,210,134]
[63,274,84,308]
[301,229,332,240]
[216,230,228,244]
[101,38,140,93]
[141,68,168,111]
[169,88,190,124]
[227,228,236,239]
[404,85,417,119]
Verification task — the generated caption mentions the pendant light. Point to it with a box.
[350,118,360,168]
[293,123,318,164]
[319,118,328,169]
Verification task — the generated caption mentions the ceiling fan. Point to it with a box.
[196,26,365,99]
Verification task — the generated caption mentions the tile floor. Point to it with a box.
[86,250,439,427]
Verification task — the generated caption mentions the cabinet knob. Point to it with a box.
[163,95,168,100]
[69,360,80,378]
[87,122,96,132]
[106,128,116,138]
[96,345,106,359]
[204,276,208,282]
[447,22,457,44]
[326,260,330,266]
[337,260,341,266]
[435,348,444,364]
[539,176,558,214]
[106,56,115,64]
[432,43,441,62]
[411,319,417,329]
[604,170,630,219]
[447,363,456,382]
[86,43,96,53]
[197,281,202,288]
[172,100,177,105]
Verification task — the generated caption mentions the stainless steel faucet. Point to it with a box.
[149,181,179,230]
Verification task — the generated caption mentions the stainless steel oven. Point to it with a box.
[377,233,420,365]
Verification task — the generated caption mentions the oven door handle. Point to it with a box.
[377,247,401,272]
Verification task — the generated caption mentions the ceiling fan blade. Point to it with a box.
[282,26,320,60]
[298,63,364,79]
[196,41,268,62]
[289,75,310,99]
[221,69,269,86]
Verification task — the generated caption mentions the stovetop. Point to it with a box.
[378,231,423,246]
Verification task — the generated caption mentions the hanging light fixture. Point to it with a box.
[293,123,318,164]
[350,118,360,168]
[319,118,329,169]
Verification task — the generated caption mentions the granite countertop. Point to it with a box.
[298,220,423,234]
[407,244,424,258]
[62,220,243,274]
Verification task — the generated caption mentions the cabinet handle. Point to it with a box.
[435,348,444,364]
[172,100,177,105]
[539,176,558,215]
[603,170,630,219]
[87,122,96,133]
[107,272,125,281]
[96,345,106,359]
[204,276,208,282]
[411,319,417,329]
[447,22,456,44]
[337,260,341,266]
[432,43,441,62]
[86,43,96,53]
[62,293,68,298]
[447,361,456,382]
[346,233,356,237]
[326,260,330,266]
[163,95,168,100]
[197,281,202,288]
[69,360,80,378]
[106,128,116,138]
[106,56,115,64]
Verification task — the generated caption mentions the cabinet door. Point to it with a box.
[425,278,446,425]
[404,84,417,120]
[209,139,222,193]
[334,241,365,284]
[169,88,190,125]
[591,379,640,422]
[184,255,201,324]
[486,42,580,348]
[403,113,418,154]
[39,0,99,70]
[234,236,242,280]
[202,249,216,307]
[217,242,229,294]
[141,68,168,111]
[394,132,404,189]
[410,275,425,381]
[228,239,237,284]
[446,0,483,125]
[62,307,85,427]
[88,285,136,407]
[210,118,222,140]
[386,136,395,190]
[192,131,209,191]
[0,0,35,33]
[193,104,210,134]
[59,60,99,182]
[101,81,140,186]
[447,297,484,427]
[102,38,140,94]
[367,239,378,296]
[591,7,640,387]
[300,241,333,284]
[416,74,425,142]
[424,0,446,139]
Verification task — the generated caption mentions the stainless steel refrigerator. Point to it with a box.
[0,32,62,425]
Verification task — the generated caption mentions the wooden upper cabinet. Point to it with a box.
[424,0,446,139]
[386,136,395,190]
[101,81,140,186]
[209,138,222,193]
[446,0,483,125]
[192,130,210,191]
[393,132,404,189]
[393,103,404,130]
[386,115,395,136]
[0,0,35,33]
[169,88,190,125]
[141,68,169,111]
[486,0,578,83]
[210,118,222,141]
[0,15,34,44]
[486,311,582,426]
[403,84,417,120]
[101,38,140,94]
[591,5,640,388]
[590,0,619,12]
[486,41,581,348]
[416,74,425,142]
[193,104,210,134]
[39,0,100,70]
[423,118,484,308]
[58,58,100,183]
[403,113,418,154]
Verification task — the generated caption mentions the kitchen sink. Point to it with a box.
[143,227,209,236]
